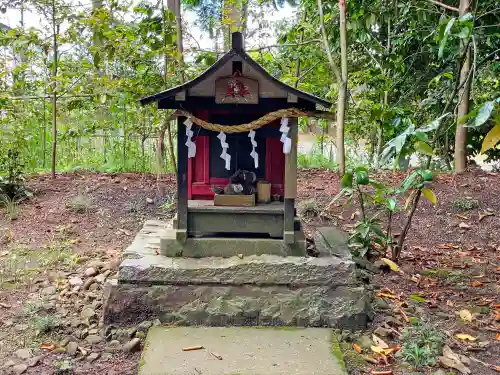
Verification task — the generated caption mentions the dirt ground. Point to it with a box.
[0,170,498,375]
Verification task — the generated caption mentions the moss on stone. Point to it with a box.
[330,332,347,372]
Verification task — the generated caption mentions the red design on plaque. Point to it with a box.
[223,72,252,102]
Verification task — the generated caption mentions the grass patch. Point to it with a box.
[66,193,92,213]
[0,195,20,220]
[401,320,444,369]
[0,244,78,287]
[30,314,61,333]
[420,268,465,283]
[452,197,479,212]
[297,198,322,221]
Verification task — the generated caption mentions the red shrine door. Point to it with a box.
[187,127,285,200]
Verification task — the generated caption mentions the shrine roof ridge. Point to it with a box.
[139,32,332,109]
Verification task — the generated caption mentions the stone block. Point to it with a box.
[118,254,356,286]
[104,280,370,329]
[160,231,306,258]
[314,227,351,258]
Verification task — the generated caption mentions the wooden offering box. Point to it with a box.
[214,194,256,207]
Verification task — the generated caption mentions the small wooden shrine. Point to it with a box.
[104,36,370,327]
[140,32,332,255]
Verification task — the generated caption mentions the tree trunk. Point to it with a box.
[454,0,471,173]
[51,0,58,179]
[337,0,348,174]
[174,0,185,84]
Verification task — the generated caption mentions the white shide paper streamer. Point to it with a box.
[248,130,258,169]
[217,131,231,170]
[279,117,292,154]
[184,118,196,158]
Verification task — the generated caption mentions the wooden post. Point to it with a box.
[284,117,298,244]
[176,116,188,243]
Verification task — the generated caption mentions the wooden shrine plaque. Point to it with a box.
[215,76,259,104]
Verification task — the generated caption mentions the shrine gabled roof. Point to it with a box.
[139,32,332,109]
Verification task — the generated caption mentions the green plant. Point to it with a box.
[31,314,61,333]
[401,320,444,368]
[0,149,32,201]
[23,300,44,316]
[297,198,323,222]
[452,197,479,211]
[348,216,386,258]
[66,193,92,213]
[0,195,20,220]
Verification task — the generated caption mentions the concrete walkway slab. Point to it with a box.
[139,327,346,375]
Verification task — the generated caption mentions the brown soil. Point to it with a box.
[0,170,498,374]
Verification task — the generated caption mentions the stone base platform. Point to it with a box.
[138,327,347,375]
[103,221,371,329]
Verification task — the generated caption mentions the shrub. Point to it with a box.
[401,320,444,368]
[452,197,479,212]
[0,149,32,200]
[66,194,92,213]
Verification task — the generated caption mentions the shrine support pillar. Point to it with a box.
[284,117,298,244]
[176,116,188,243]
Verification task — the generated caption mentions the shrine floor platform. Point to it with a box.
[138,327,347,375]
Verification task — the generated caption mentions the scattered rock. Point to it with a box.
[94,274,107,284]
[43,302,56,311]
[102,260,120,272]
[123,338,141,353]
[137,320,153,332]
[127,327,137,338]
[373,326,392,337]
[12,364,28,374]
[80,306,96,320]
[84,268,98,277]
[104,340,122,353]
[86,335,103,345]
[459,222,471,230]
[101,353,113,361]
[4,359,15,368]
[89,283,99,291]
[27,355,42,367]
[356,335,373,351]
[152,319,162,326]
[87,352,100,362]
[146,198,154,204]
[83,278,95,290]
[14,324,29,332]
[88,328,99,335]
[66,341,79,356]
[42,286,57,295]
[15,348,32,360]
[373,297,390,310]
[68,277,83,286]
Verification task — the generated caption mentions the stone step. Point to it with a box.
[104,280,369,329]
[138,327,347,375]
[118,254,356,287]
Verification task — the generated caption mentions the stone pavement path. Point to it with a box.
[139,327,346,375]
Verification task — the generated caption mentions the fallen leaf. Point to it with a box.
[371,345,395,356]
[372,371,393,375]
[353,344,361,353]
[438,243,460,249]
[372,334,389,349]
[459,222,471,229]
[447,300,455,307]
[479,211,494,222]
[495,313,500,322]
[471,281,484,287]
[459,309,473,322]
[410,294,425,303]
[40,343,55,351]
[439,355,471,374]
[376,292,397,300]
[496,333,500,341]
[455,333,477,341]
[361,354,378,364]
[381,258,402,273]
[455,213,469,220]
